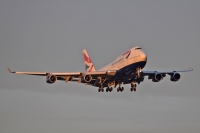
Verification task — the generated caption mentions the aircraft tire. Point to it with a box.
[130,88,133,92]
[121,87,124,92]
[131,84,137,88]
[119,87,122,92]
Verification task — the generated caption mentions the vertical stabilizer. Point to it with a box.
[82,49,96,72]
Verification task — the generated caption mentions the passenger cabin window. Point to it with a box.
[135,48,142,50]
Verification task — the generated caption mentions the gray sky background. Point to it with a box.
[0,0,200,133]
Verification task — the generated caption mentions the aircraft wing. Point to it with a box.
[141,67,193,76]
[7,68,116,82]
[139,67,193,82]
[7,68,81,76]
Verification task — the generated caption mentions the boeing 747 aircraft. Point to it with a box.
[8,46,193,92]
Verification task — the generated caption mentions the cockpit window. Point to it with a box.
[135,48,142,50]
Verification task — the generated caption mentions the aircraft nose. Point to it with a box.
[140,51,147,61]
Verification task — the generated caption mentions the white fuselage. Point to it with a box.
[99,46,147,71]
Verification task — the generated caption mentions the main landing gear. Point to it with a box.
[98,86,113,92]
[130,82,137,92]
[117,87,124,92]
[116,81,124,92]
[98,82,137,92]
[98,85,104,92]
[106,87,113,92]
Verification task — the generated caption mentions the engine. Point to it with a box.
[83,74,92,82]
[46,74,57,84]
[170,73,181,82]
[152,73,163,82]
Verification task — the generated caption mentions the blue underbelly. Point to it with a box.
[106,61,146,83]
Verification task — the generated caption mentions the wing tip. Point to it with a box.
[7,68,15,73]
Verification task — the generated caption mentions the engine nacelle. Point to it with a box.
[170,73,181,82]
[152,73,163,82]
[46,74,57,84]
[83,74,92,82]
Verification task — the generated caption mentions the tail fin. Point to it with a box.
[82,49,96,72]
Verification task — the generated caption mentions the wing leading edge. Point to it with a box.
[7,68,116,82]
[139,67,193,82]
[141,67,193,76]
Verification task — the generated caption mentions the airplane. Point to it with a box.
[7,46,193,92]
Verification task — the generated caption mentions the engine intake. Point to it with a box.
[46,74,57,84]
[170,73,181,82]
[152,73,163,82]
[83,74,92,82]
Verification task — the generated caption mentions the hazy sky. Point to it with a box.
[0,0,200,133]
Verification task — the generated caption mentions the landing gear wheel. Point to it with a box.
[98,85,104,92]
[117,87,120,92]
[130,83,137,92]
[130,87,136,92]
[110,87,113,92]
[121,87,124,92]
